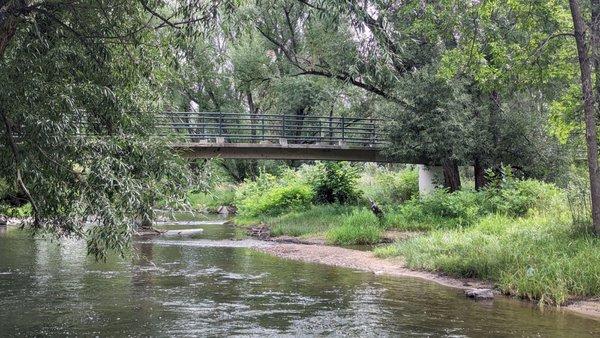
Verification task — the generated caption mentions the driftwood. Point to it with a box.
[247,223,271,239]
[161,229,204,237]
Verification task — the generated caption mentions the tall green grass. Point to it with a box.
[268,204,355,237]
[375,210,600,306]
[359,166,418,206]
[373,178,600,306]
[237,204,384,244]
[326,209,382,245]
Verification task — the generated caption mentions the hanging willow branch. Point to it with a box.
[0,108,40,228]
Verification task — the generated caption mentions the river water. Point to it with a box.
[1,222,600,337]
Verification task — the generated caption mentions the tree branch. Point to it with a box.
[0,109,41,228]
[292,69,400,103]
[139,0,179,29]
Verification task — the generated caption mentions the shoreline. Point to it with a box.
[254,238,600,321]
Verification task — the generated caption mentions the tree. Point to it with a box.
[568,0,600,234]
[0,1,217,258]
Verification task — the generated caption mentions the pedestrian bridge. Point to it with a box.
[159,112,388,162]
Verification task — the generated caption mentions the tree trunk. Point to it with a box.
[0,2,20,58]
[442,159,461,192]
[570,0,600,234]
[246,91,257,137]
[472,107,487,191]
[591,0,600,93]
[474,156,486,191]
[489,90,501,164]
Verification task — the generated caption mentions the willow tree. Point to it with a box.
[0,1,219,258]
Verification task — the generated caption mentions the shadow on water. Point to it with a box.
[0,223,599,336]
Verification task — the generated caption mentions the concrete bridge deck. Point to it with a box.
[171,142,389,162]
[161,112,387,162]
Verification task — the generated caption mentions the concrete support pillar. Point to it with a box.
[418,165,444,196]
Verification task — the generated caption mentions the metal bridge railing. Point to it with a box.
[156,112,385,147]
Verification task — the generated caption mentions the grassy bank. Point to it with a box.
[372,178,600,306]
[375,210,600,306]
[225,162,600,306]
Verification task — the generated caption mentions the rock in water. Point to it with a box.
[0,215,7,226]
[217,205,237,216]
[465,288,495,300]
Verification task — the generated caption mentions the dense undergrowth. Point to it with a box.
[231,162,399,244]
[372,174,600,306]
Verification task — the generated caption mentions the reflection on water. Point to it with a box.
[1,224,600,336]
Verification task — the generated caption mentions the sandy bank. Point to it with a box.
[255,241,600,320]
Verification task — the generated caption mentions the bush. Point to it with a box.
[188,185,236,210]
[311,162,361,204]
[481,178,563,217]
[361,167,419,205]
[385,177,563,231]
[418,189,480,224]
[0,203,32,217]
[235,172,279,204]
[326,209,382,245]
[386,189,480,230]
[237,181,314,218]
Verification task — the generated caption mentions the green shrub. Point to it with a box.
[188,185,236,210]
[311,162,361,204]
[419,189,480,223]
[387,189,480,230]
[0,203,32,217]
[237,181,314,218]
[362,167,419,205]
[480,179,563,217]
[235,172,279,203]
[385,177,562,231]
[326,209,382,245]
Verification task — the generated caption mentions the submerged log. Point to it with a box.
[161,229,204,238]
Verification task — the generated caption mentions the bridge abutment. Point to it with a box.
[418,165,444,196]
